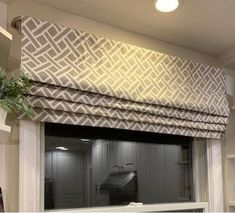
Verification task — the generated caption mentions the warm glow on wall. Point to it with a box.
[155,0,179,12]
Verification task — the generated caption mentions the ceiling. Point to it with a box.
[45,136,92,152]
[27,0,235,57]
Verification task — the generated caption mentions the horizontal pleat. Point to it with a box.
[25,81,228,139]
[28,83,228,125]
[28,95,226,132]
[20,107,224,139]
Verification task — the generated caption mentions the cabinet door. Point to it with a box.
[109,141,136,173]
[92,140,109,206]
[136,144,183,203]
[161,145,182,202]
[109,141,122,173]
[52,151,85,208]
[119,141,136,172]
[45,151,53,179]
[136,143,163,203]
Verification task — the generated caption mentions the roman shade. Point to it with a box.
[19,16,230,139]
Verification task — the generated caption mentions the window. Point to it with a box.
[44,123,193,210]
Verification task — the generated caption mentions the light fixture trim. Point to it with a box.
[155,0,179,12]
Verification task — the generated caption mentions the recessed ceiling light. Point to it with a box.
[81,139,91,142]
[155,0,179,12]
[56,146,68,151]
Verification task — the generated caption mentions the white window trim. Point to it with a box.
[206,139,224,211]
[192,138,208,202]
[19,120,44,212]
[19,120,224,212]
[46,202,209,212]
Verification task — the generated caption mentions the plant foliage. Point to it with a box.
[0,69,32,116]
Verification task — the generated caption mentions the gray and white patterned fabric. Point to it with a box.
[20,16,230,139]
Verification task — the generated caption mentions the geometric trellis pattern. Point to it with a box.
[28,83,228,125]
[20,16,230,139]
[27,96,226,132]
[19,107,223,140]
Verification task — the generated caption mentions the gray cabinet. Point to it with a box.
[91,140,137,205]
[136,144,184,203]
[45,151,85,209]
[109,141,137,173]
[91,140,109,206]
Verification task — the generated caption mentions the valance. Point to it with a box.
[20,16,229,139]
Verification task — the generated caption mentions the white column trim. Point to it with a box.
[40,123,45,211]
[193,139,208,202]
[207,139,224,212]
[19,120,42,212]
[0,144,6,210]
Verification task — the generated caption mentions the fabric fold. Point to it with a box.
[28,83,228,125]
[20,108,224,139]
[28,96,226,132]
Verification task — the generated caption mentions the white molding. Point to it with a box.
[19,120,42,212]
[0,144,6,209]
[193,139,208,202]
[207,139,224,212]
[0,27,12,40]
[0,109,11,144]
[218,46,235,69]
[224,151,235,211]
[0,26,12,69]
[0,124,11,144]
[226,154,235,159]
[47,202,208,212]
[193,138,224,212]
[0,2,7,29]
[40,123,45,211]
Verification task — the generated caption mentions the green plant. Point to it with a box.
[0,69,32,116]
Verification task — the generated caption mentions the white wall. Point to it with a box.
[0,2,7,29]
[224,68,235,154]
[0,2,7,210]
[4,144,19,212]
[223,68,235,211]
[0,2,19,212]
[7,0,218,68]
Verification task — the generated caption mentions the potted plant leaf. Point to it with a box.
[0,68,32,125]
